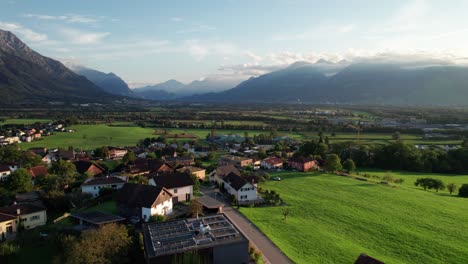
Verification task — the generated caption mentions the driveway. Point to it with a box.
[200,186,292,264]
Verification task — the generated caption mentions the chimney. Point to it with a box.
[16,208,21,215]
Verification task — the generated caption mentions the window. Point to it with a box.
[111,185,117,188]
[94,187,97,189]
[30,215,40,221]
[22,218,27,222]
[173,188,178,193]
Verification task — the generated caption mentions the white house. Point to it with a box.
[41,153,58,165]
[223,173,258,202]
[116,183,173,222]
[0,203,47,236]
[149,172,194,203]
[0,163,18,181]
[81,176,127,197]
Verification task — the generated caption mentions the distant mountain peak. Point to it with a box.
[315,58,334,64]
[288,61,312,69]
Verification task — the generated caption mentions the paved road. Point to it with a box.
[200,187,292,264]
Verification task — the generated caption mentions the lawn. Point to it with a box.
[22,124,156,150]
[240,172,468,264]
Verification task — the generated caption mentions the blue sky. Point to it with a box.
[1,0,468,86]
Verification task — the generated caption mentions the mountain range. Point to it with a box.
[0,29,117,104]
[186,61,468,106]
[133,78,242,100]
[2,28,468,106]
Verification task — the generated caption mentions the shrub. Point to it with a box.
[459,184,468,197]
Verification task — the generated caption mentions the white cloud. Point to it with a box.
[22,13,105,24]
[184,39,238,60]
[272,23,356,41]
[0,21,48,42]
[59,28,110,44]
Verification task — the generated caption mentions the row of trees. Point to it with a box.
[298,140,468,174]
[414,178,468,197]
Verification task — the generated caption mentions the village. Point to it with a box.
[0,127,325,264]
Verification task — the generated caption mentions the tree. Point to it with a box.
[50,159,76,178]
[61,223,131,264]
[94,147,109,159]
[392,131,401,140]
[188,199,203,218]
[414,177,445,192]
[415,178,432,190]
[7,168,33,193]
[0,242,19,262]
[447,183,458,195]
[122,151,135,165]
[458,184,468,197]
[342,159,356,173]
[431,179,445,192]
[324,154,342,172]
[282,207,290,221]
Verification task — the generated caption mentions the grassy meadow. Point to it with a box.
[240,172,468,264]
[22,124,156,150]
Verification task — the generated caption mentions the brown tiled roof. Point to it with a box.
[73,160,105,175]
[116,183,172,208]
[0,203,46,216]
[215,165,240,178]
[27,165,48,178]
[82,176,126,186]
[224,172,249,191]
[354,253,385,264]
[149,172,194,189]
[58,150,75,160]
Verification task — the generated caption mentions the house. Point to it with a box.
[223,172,258,202]
[41,152,58,165]
[288,157,319,172]
[73,160,105,176]
[116,183,173,222]
[148,172,195,203]
[108,147,128,160]
[126,158,174,176]
[142,214,249,264]
[0,213,17,241]
[164,156,194,166]
[0,204,47,234]
[27,165,48,178]
[58,149,75,161]
[81,176,127,197]
[177,166,206,180]
[0,163,18,181]
[218,155,253,168]
[161,147,177,157]
[261,157,284,170]
[209,165,240,185]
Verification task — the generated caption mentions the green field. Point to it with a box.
[1,118,51,125]
[22,124,156,150]
[240,172,468,264]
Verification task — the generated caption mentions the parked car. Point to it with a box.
[272,177,281,181]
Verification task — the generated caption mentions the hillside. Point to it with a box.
[0,29,117,104]
[240,172,468,264]
[71,66,135,97]
[186,62,468,106]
